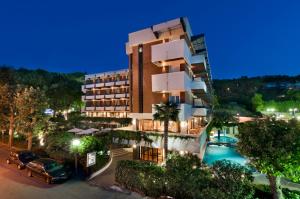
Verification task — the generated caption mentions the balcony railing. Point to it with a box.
[152,71,207,93]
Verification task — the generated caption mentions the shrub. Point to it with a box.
[115,160,165,197]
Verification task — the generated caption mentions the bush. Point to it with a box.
[115,160,165,197]
[116,155,256,199]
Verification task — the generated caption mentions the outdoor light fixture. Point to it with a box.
[133,144,137,149]
[72,139,81,147]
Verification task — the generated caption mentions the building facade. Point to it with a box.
[126,17,212,135]
[82,69,130,118]
[81,17,213,162]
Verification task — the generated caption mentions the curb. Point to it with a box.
[88,154,113,181]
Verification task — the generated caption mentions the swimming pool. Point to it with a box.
[203,144,247,166]
[211,135,237,144]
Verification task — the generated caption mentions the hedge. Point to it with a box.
[115,160,165,197]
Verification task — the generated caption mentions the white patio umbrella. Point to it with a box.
[76,128,99,135]
[67,128,83,133]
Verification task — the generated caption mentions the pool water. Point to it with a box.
[203,144,247,166]
[211,136,237,144]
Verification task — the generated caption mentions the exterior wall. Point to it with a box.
[82,69,130,118]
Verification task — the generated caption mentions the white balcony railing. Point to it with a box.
[105,94,115,98]
[192,107,207,117]
[106,106,115,111]
[151,39,206,68]
[152,71,207,93]
[85,84,94,89]
[95,95,105,99]
[86,107,95,111]
[191,78,207,92]
[151,39,192,65]
[85,95,95,100]
[115,106,126,111]
[95,83,105,88]
[96,107,105,111]
[115,81,126,86]
[115,93,126,98]
[105,82,115,87]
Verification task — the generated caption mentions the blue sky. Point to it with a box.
[0,0,299,79]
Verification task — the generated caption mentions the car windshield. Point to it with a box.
[44,162,63,173]
[19,153,36,162]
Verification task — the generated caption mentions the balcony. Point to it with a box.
[115,106,127,111]
[95,83,105,88]
[105,82,115,87]
[105,106,115,111]
[86,107,95,111]
[152,71,207,93]
[95,95,105,99]
[96,107,105,111]
[115,80,127,86]
[85,95,95,100]
[192,107,207,117]
[191,78,207,92]
[85,84,94,89]
[151,39,192,66]
[115,93,126,98]
[105,94,115,99]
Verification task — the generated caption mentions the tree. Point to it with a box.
[0,84,9,143]
[153,102,180,161]
[210,160,254,199]
[208,110,238,139]
[15,87,48,150]
[237,119,300,199]
[251,93,264,112]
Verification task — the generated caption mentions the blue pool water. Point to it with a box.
[203,144,247,166]
[211,136,237,144]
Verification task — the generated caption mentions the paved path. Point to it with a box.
[0,145,141,199]
[253,173,300,191]
[89,148,133,188]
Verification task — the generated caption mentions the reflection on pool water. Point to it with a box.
[203,144,247,166]
[211,136,237,144]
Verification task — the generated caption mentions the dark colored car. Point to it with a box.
[6,150,38,170]
[26,158,71,184]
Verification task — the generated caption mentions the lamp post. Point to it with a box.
[289,108,298,118]
[72,139,81,176]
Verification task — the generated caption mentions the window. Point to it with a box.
[169,96,180,104]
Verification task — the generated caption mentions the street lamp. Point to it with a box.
[72,139,81,176]
[289,108,298,118]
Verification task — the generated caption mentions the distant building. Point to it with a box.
[81,69,130,118]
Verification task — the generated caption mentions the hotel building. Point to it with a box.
[81,69,130,118]
[82,17,212,162]
[126,17,212,135]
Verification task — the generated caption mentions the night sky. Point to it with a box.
[0,0,299,79]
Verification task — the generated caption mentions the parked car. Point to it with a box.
[6,150,38,170]
[26,158,71,184]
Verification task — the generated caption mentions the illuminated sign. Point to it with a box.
[87,152,96,167]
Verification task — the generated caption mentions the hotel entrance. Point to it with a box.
[134,146,163,164]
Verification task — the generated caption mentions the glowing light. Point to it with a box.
[133,144,137,149]
[180,121,188,128]
[179,151,184,155]
[72,139,81,147]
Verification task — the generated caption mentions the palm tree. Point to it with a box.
[210,110,238,139]
[153,102,180,161]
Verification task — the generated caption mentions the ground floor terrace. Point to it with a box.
[131,116,208,135]
[85,111,129,118]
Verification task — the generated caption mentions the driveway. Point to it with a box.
[0,145,141,199]
[89,148,133,187]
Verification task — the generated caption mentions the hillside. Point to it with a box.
[213,75,300,116]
